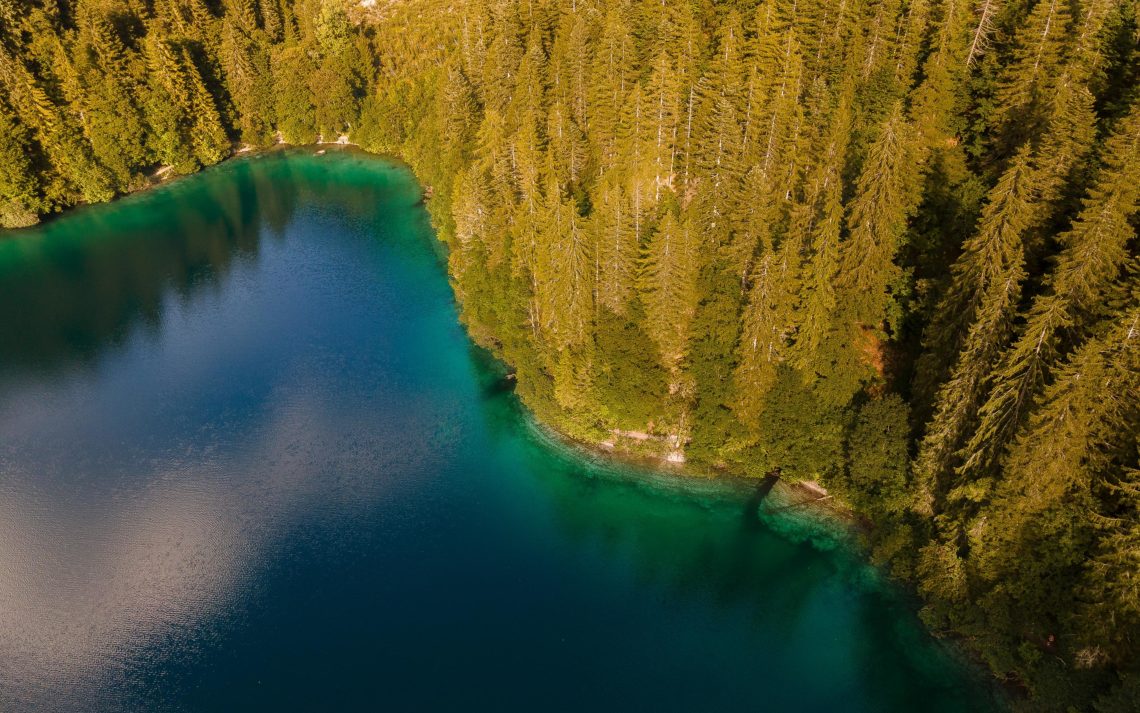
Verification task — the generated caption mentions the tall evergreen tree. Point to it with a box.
[914,147,1038,510]
[0,102,42,228]
[793,88,853,376]
[992,0,1073,144]
[958,101,1140,483]
[638,207,699,378]
[837,104,918,336]
[535,168,593,350]
[734,233,801,425]
[221,16,275,144]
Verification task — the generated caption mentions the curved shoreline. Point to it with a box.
[514,397,857,528]
[4,142,850,528]
[1,139,384,237]
[1,148,1006,709]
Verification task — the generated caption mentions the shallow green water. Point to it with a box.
[0,149,1000,712]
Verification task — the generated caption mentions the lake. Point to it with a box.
[0,149,999,712]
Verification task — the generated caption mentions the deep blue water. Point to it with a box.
[0,150,999,712]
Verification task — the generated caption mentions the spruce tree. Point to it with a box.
[734,235,801,426]
[914,147,1038,511]
[638,207,699,377]
[593,177,638,316]
[181,47,231,165]
[992,0,1073,144]
[836,104,918,334]
[535,168,593,350]
[958,101,1140,483]
[221,17,274,145]
[793,88,852,376]
[0,102,42,228]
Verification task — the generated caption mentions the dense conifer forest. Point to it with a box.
[1,0,1138,709]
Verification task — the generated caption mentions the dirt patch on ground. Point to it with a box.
[857,324,886,377]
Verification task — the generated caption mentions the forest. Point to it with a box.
[1,0,1138,709]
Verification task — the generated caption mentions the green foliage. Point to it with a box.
[844,395,912,519]
[221,18,275,145]
[639,206,699,375]
[271,44,318,142]
[0,0,381,210]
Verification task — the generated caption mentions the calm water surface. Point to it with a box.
[0,150,999,712]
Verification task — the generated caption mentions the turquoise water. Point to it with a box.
[0,150,999,712]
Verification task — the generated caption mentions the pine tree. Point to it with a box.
[891,0,930,88]
[0,42,114,204]
[909,0,972,152]
[744,20,804,189]
[0,102,42,228]
[549,7,593,133]
[836,104,918,332]
[992,0,1073,143]
[638,208,699,375]
[860,0,905,81]
[913,31,1101,412]
[914,147,1038,510]
[546,99,587,187]
[593,177,638,315]
[734,235,801,425]
[965,299,1139,661]
[793,88,853,375]
[439,63,479,163]
[640,49,685,204]
[535,167,593,350]
[965,0,1000,68]
[182,47,231,165]
[1084,448,1140,663]
[141,32,199,171]
[225,0,260,33]
[260,0,285,42]
[221,17,275,144]
[991,300,1139,541]
[272,44,317,142]
[309,3,365,137]
[587,3,635,174]
[1031,76,1097,208]
[958,102,1140,483]
[692,9,748,179]
[72,3,151,186]
[726,10,806,289]
[479,0,523,115]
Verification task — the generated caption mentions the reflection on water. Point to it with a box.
[0,162,274,373]
[0,150,998,712]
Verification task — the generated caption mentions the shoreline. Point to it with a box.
[5,142,852,530]
[517,405,858,529]
[2,137,376,236]
[2,146,1005,706]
